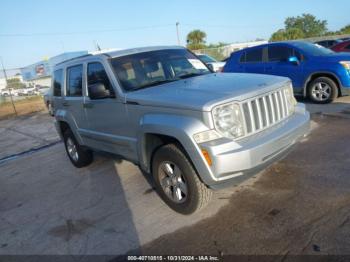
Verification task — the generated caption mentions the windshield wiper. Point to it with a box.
[178,72,208,79]
[135,79,179,90]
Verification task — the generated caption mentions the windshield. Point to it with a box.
[292,42,335,56]
[110,49,211,91]
[198,54,216,63]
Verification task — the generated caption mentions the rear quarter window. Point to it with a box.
[53,69,63,97]
[245,48,263,63]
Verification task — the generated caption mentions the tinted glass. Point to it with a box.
[245,48,263,63]
[87,62,114,96]
[67,65,83,97]
[268,46,293,62]
[239,52,246,63]
[292,42,334,56]
[53,69,63,97]
[110,49,210,91]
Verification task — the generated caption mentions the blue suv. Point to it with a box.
[223,41,350,103]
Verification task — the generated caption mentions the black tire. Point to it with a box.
[307,77,338,104]
[63,129,93,168]
[152,143,212,214]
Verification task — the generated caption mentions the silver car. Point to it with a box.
[52,46,310,214]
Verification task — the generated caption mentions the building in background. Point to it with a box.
[21,51,88,88]
[0,78,6,90]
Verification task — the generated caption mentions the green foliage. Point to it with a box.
[270,28,304,42]
[186,30,207,50]
[285,13,327,37]
[6,78,25,89]
[339,24,350,34]
[270,13,329,41]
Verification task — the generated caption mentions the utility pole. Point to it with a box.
[0,57,17,116]
[176,22,181,46]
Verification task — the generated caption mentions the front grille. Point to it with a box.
[241,88,292,135]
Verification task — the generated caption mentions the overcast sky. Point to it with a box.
[0,0,349,69]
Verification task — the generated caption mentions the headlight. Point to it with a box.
[212,103,245,139]
[284,83,297,114]
[340,61,350,71]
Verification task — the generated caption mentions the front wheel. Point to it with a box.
[308,77,338,104]
[152,144,212,214]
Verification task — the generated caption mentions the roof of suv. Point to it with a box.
[55,45,185,67]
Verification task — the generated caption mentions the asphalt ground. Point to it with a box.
[0,96,350,260]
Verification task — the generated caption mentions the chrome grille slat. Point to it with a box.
[256,98,263,129]
[247,101,256,132]
[262,96,270,126]
[241,87,293,138]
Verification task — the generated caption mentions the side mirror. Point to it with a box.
[288,56,300,65]
[88,83,112,99]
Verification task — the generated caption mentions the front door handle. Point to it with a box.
[83,102,94,109]
[62,102,70,107]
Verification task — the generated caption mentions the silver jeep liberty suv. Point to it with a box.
[52,46,310,214]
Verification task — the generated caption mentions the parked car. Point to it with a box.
[52,46,310,214]
[0,88,19,97]
[43,88,54,116]
[331,40,350,53]
[17,87,36,96]
[197,54,226,72]
[315,39,342,48]
[35,85,50,95]
[223,41,350,103]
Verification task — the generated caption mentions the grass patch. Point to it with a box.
[0,96,47,120]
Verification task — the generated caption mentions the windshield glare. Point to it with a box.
[110,49,210,91]
[292,42,335,56]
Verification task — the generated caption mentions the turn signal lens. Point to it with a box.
[201,149,212,166]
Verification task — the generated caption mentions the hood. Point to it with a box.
[312,53,350,62]
[125,73,290,112]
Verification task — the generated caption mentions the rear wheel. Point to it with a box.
[63,129,93,168]
[308,77,338,104]
[152,144,212,214]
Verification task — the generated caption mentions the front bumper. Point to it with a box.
[196,103,310,189]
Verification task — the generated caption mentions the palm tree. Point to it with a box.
[186,30,207,50]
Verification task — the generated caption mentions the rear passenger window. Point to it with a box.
[239,52,246,63]
[268,46,293,62]
[87,62,114,96]
[66,65,83,97]
[53,69,63,97]
[245,49,262,63]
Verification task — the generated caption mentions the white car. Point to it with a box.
[197,54,226,72]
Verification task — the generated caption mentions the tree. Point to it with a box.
[186,30,207,50]
[270,13,328,41]
[270,29,288,42]
[285,13,327,38]
[339,24,350,34]
[6,78,25,89]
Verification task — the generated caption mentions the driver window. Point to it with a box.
[87,62,115,97]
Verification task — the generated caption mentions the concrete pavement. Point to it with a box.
[0,96,350,258]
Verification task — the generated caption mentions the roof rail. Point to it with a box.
[55,54,92,66]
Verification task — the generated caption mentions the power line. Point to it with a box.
[0,24,174,37]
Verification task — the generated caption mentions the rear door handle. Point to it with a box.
[62,102,70,107]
